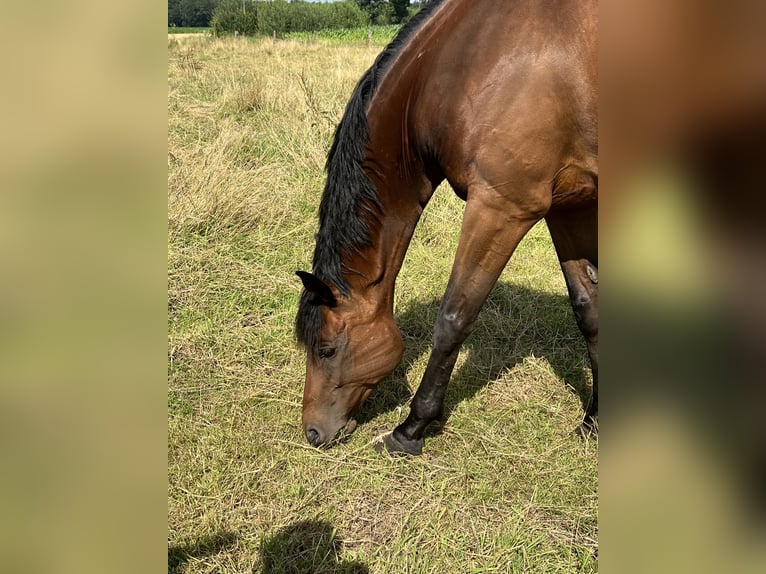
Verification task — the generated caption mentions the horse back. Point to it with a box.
[402,0,598,208]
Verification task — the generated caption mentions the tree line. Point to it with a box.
[169,0,424,30]
[168,0,219,28]
[213,0,367,36]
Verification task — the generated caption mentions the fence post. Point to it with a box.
[313,30,317,44]
[367,27,371,47]
[273,30,276,42]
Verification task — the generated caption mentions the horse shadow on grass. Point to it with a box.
[356,281,592,432]
[168,521,368,574]
[168,530,239,574]
[259,519,368,574]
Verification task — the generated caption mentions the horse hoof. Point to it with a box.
[372,431,424,456]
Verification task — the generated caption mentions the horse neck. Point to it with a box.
[339,4,461,311]
[343,111,435,314]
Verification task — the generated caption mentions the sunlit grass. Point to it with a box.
[285,24,401,44]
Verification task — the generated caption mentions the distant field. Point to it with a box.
[285,25,401,43]
[168,27,210,34]
[168,35,597,573]
[166,25,398,42]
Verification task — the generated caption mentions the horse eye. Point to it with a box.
[318,347,336,359]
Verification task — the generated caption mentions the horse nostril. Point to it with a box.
[305,426,321,447]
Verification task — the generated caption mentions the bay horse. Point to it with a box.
[295,0,598,454]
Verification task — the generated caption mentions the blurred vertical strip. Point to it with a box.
[601,0,766,572]
[0,1,167,574]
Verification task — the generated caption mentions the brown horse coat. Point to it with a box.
[296,0,598,453]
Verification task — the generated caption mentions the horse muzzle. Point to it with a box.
[303,417,358,447]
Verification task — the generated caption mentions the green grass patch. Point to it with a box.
[169,27,210,34]
[168,36,597,573]
[285,25,401,44]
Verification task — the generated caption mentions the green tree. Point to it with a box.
[169,0,220,27]
[211,0,258,35]
[168,0,182,26]
[391,0,410,23]
[354,0,393,25]
[212,0,367,36]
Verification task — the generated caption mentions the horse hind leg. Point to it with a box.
[545,207,598,436]
[383,183,550,455]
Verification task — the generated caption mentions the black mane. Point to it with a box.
[295,1,445,352]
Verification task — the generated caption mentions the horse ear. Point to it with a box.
[296,271,337,307]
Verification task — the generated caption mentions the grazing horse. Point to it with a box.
[295,0,598,454]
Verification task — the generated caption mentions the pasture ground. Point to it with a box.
[168,35,598,573]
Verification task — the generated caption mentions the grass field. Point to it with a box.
[169,27,210,34]
[284,25,402,43]
[168,34,598,573]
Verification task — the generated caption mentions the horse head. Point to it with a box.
[296,271,403,447]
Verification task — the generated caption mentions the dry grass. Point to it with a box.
[168,35,597,573]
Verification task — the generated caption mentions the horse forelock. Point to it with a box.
[296,1,446,354]
[295,290,322,351]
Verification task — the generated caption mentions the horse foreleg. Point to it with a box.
[546,207,598,436]
[384,189,548,455]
